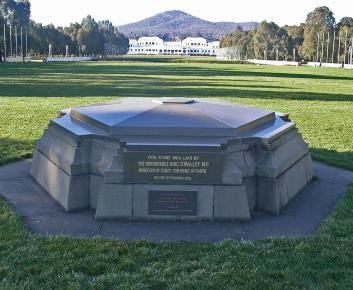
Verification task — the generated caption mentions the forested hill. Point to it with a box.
[117,10,259,41]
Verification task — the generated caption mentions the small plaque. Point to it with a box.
[148,191,197,216]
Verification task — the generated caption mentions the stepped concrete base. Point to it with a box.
[214,185,250,220]
[95,184,133,220]
[257,154,313,214]
[30,98,314,221]
[31,150,90,211]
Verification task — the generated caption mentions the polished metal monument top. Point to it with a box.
[64,98,275,137]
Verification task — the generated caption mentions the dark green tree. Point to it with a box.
[285,24,304,60]
[1,0,31,60]
[98,20,129,56]
[252,21,289,60]
[337,17,353,63]
[77,15,104,55]
[337,17,353,30]
[220,25,254,59]
[299,6,335,60]
[28,21,73,55]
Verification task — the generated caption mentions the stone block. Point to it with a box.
[256,177,281,215]
[244,151,257,176]
[303,154,314,182]
[227,139,242,152]
[227,139,255,152]
[214,185,250,221]
[256,133,309,178]
[90,175,103,209]
[224,151,256,179]
[31,150,90,211]
[36,128,91,175]
[90,139,120,175]
[132,184,214,221]
[244,177,256,211]
[257,154,312,214]
[286,154,312,200]
[103,151,125,184]
[266,128,299,151]
[47,123,80,146]
[95,184,133,220]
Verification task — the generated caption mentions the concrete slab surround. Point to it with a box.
[30,98,313,221]
[0,160,352,242]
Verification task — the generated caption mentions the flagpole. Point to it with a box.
[3,22,6,62]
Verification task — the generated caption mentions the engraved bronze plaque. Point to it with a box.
[124,151,223,185]
[148,190,197,216]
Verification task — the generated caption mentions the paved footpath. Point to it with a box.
[0,160,352,242]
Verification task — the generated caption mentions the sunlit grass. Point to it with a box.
[1,61,352,169]
[0,60,353,289]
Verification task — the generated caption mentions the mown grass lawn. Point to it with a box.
[0,60,353,289]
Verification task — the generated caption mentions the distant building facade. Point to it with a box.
[128,37,219,56]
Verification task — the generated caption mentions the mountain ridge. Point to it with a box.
[117,10,259,41]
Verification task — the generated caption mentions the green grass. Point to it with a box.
[1,61,353,169]
[0,61,353,289]
[117,55,250,64]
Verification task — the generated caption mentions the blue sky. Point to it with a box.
[30,0,352,27]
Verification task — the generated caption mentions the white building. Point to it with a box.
[128,36,219,56]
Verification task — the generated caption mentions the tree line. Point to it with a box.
[220,6,353,63]
[0,0,129,60]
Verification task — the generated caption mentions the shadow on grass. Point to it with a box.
[0,82,351,102]
[0,138,35,166]
[1,62,352,102]
[1,62,353,80]
[311,148,353,172]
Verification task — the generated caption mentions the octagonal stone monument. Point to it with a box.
[31,98,313,221]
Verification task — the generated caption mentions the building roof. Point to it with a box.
[138,37,164,43]
[182,37,208,44]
